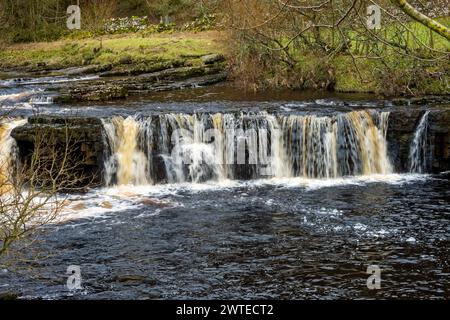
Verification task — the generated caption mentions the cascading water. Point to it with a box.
[101,110,392,186]
[409,111,430,173]
[102,116,150,186]
[0,119,27,193]
[158,113,226,183]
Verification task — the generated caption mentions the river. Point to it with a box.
[0,76,449,299]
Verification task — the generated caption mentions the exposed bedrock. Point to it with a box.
[11,116,105,187]
[54,59,228,102]
[387,106,450,173]
[9,105,450,189]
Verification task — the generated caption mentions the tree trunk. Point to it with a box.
[391,0,450,41]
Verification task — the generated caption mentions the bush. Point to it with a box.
[104,16,150,34]
[182,14,218,32]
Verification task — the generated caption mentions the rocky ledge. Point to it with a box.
[48,54,228,102]
[387,105,450,173]
[11,116,104,188]
[10,105,450,190]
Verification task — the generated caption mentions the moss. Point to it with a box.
[102,59,187,76]
[333,56,378,93]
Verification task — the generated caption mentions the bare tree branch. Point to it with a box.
[391,0,450,40]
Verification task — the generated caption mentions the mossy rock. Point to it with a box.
[201,54,225,65]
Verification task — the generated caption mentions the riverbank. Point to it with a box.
[230,15,450,97]
[0,32,228,102]
[0,29,449,99]
[0,31,226,73]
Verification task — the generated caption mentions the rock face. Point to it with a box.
[429,110,450,172]
[11,116,105,188]
[10,105,450,190]
[387,106,450,173]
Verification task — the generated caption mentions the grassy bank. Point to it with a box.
[0,26,448,96]
[230,16,450,96]
[333,54,449,95]
[0,31,226,73]
[231,49,449,96]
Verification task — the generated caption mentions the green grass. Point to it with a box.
[0,31,225,70]
[332,56,379,93]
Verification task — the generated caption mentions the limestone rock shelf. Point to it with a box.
[10,105,450,189]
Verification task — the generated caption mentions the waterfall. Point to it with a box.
[102,116,150,186]
[0,119,27,193]
[156,113,241,183]
[101,110,393,185]
[409,111,430,173]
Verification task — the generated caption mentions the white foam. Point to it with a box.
[57,185,184,222]
[58,173,430,221]
[1,75,99,87]
[406,237,417,243]
[233,173,428,190]
[0,91,34,103]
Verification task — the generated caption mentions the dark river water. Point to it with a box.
[1,79,449,300]
[1,173,449,300]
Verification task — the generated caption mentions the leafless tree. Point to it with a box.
[0,118,88,258]
[222,0,449,93]
[80,0,118,34]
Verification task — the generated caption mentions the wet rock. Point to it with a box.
[137,72,228,93]
[101,201,113,209]
[54,64,112,76]
[57,64,228,102]
[68,83,128,101]
[391,96,449,106]
[11,116,105,189]
[99,60,186,77]
[387,105,450,173]
[44,56,228,102]
[428,109,450,172]
[138,63,225,81]
[139,198,171,208]
[71,203,87,211]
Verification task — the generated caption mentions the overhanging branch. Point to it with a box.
[391,0,450,41]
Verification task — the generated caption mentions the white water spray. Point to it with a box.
[101,110,393,186]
